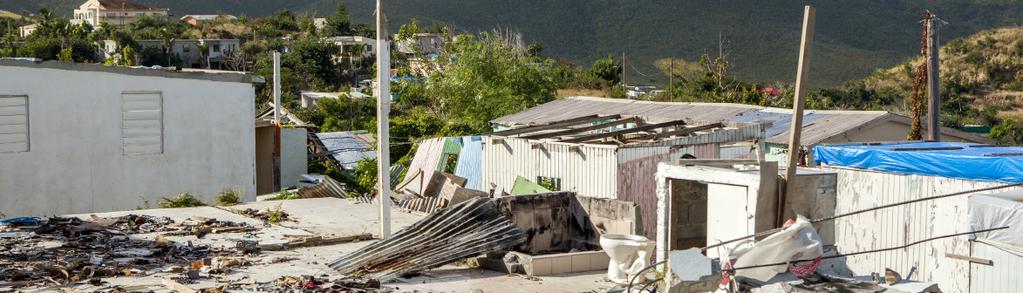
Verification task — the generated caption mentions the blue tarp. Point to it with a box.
[454,136,483,191]
[813,141,1023,183]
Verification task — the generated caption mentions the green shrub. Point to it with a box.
[265,189,300,201]
[214,189,241,206]
[158,193,205,208]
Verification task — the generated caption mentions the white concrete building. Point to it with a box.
[0,60,256,216]
[323,36,376,58]
[102,39,241,69]
[73,0,169,27]
[19,24,37,38]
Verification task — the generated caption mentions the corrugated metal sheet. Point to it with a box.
[970,241,1023,293]
[827,166,1022,293]
[492,96,893,146]
[315,131,375,170]
[482,137,618,198]
[398,137,447,194]
[454,136,483,191]
[623,123,764,148]
[617,144,720,239]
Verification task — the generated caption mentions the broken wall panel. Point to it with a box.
[328,198,526,282]
[397,137,447,195]
[453,136,484,191]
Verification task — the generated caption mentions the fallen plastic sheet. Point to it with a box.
[328,198,526,282]
[725,216,823,282]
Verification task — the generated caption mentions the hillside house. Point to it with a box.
[180,14,237,26]
[73,0,168,27]
[395,33,444,56]
[0,60,256,216]
[101,39,241,69]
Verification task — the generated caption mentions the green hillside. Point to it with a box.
[2,0,1022,86]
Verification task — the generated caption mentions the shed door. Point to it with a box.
[706,183,749,259]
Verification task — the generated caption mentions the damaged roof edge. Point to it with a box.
[0,59,255,84]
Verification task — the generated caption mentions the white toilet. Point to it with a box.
[599,233,654,284]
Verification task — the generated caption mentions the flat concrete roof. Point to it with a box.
[0,59,254,84]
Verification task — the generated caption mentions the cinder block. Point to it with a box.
[551,256,572,275]
[531,258,552,276]
[590,252,611,271]
[570,253,590,272]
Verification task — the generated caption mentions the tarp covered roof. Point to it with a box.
[814,141,1023,183]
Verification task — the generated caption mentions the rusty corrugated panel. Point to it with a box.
[397,137,447,195]
[616,153,671,239]
[296,176,349,198]
[328,198,526,281]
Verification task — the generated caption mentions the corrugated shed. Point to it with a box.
[826,166,1022,293]
[617,144,720,239]
[970,241,1023,293]
[622,123,764,148]
[454,136,483,191]
[315,131,376,170]
[398,137,447,194]
[492,96,895,146]
[482,137,618,199]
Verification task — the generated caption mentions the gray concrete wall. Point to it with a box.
[280,127,308,189]
[0,64,255,216]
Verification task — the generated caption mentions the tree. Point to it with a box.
[990,119,1023,145]
[590,55,621,86]
[321,4,352,37]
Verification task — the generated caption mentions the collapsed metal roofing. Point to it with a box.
[315,131,376,170]
[490,96,939,146]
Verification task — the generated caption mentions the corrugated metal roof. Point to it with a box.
[315,131,376,170]
[491,96,893,146]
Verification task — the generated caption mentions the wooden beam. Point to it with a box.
[490,115,621,137]
[945,253,993,265]
[560,119,688,143]
[625,122,724,142]
[782,5,815,228]
[519,117,640,140]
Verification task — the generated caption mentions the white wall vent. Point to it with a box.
[0,95,29,153]
[121,92,163,155]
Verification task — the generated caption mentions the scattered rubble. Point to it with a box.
[0,216,241,290]
[235,205,292,224]
[224,275,387,292]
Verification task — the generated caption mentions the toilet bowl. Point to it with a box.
[600,233,654,284]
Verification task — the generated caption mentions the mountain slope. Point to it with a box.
[3,0,1022,86]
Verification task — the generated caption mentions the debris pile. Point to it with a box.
[236,206,292,224]
[394,171,488,214]
[0,216,236,290]
[226,275,386,292]
[328,198,526,282]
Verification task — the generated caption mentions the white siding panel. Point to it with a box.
[828,167,1017,293]
[121,92,162,155]
[482,137,618,198]
[970,241,1023,293]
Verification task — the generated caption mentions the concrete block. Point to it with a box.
[590,252,610,271]
[551,256,572,275]
[570,253,590,272]
[532,258,552,276]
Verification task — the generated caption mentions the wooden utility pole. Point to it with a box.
[272,51,282,192]
[669,58,674,91]
[375,0,392,239]
[782,5,815,227]
[621,51,627,88]
[926,12,941,141]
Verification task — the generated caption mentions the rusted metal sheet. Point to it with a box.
[397,137,447,194]
[296,176,349,198]
[827,166,1022,292]
[328,198,526,281]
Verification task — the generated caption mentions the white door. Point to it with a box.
[705,183,749,259]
